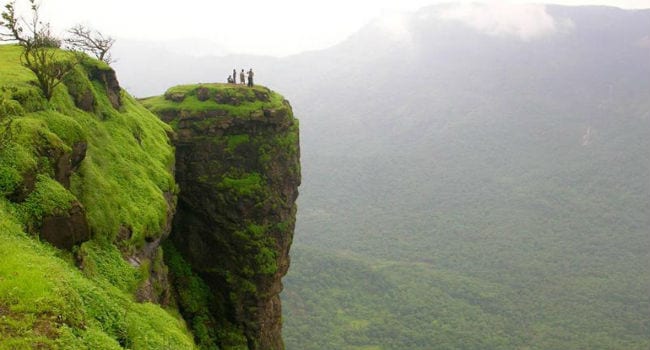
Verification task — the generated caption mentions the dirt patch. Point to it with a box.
[33,316,60,339]
[0,303,8,316]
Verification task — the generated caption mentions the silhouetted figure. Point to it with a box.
[233,69,237,84]
[240,69,246,85]
[247,68,254,87]
[227,75,233,84]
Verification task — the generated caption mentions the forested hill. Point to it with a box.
[280,5,650,349]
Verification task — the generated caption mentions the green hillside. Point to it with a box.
[0,44,195,349]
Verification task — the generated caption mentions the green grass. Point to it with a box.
[226,134,250,153]
[16,175,76,224]
[0,44,195,348]
[218,172,264,197]
[140,83,286,119]
[0,201,195,349]
[1,44,176,250]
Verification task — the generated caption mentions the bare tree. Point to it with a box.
[0,0,78,100]
[65,24,115,64]
[0,1,26,44]
[1,0,59,47]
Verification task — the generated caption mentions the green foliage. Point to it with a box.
[165,242,248,350]
[141,83,286,119]
[284,246,517,350]
[0,110,84,221]
[0,46,174,249]
[0,93,23,118]
[144,81,299,348]
[22,47,80,100]
[0,141,33,189]
[226,134,250,153]
[62,77,176,250]
[1,0,80,100]
[16,174,75,223]
[0,159,21,196]
[36,109,85,145]
[61,62,95,109]
[0,44,194,348]
[77,240,141,294]
[283,30,650,349]
[218,172,264,198]
[0,201,196,349]
[255,246,278,275]
[0,84,46,113]
[273,122,299,155]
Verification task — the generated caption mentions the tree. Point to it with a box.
[0,1,26,45]
[0,0,78,100]
[65,24,115,64]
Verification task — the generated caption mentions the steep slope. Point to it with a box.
[142,84,300,350]
[0,44,194,348]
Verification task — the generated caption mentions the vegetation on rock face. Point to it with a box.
[145,83,300,350]
[0,210,194,349]
[0,44,194,348]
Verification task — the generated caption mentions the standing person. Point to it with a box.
[233,69,237,84]
[247,68,254,87]
[240,69,246,85]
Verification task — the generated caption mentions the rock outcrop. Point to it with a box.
[144,84,300,350]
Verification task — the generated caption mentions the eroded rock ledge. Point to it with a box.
[143,84,300,350]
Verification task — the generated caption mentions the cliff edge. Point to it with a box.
[142,84,300,350]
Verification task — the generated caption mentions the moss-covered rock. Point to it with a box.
[144,83,300,350]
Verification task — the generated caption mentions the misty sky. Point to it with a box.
[7,0,650,56]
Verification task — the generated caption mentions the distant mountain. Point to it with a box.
[117,4,650,349]
[283,7,650,349]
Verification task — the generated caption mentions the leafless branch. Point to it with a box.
[65,24,115,63]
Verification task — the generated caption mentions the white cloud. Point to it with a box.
[438,3,574,41]
[31,0,646,56]
[376,13,413,43]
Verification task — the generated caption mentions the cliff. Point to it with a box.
[0,43,299,350]
[142,84,300,350]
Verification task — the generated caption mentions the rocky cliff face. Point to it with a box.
[143,84,300,350]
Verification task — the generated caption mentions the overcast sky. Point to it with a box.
[5,0,650,56]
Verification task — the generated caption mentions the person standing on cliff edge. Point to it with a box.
[247,68,254,87]
[240,69,246,85]
[233,69,237,84]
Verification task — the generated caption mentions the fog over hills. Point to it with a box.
[116,4,650,349]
